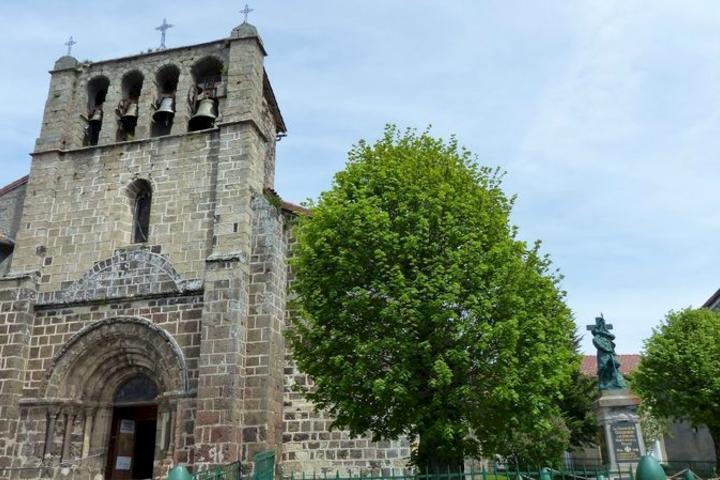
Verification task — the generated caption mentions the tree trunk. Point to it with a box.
[708,425,720,474]
[416,432,465,474]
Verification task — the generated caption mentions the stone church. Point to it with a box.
[0,21,409,480]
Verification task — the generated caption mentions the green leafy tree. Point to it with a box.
[561,371,599,448]
[637,404,668,455]
[560,337,599,449]
[632,308,720,468]
[288,126,578,470]
[488,340,598,467]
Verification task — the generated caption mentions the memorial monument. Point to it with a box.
[587,315,646,468]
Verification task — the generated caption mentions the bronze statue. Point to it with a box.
[587,314,627,390]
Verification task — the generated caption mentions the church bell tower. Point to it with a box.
[0,15,288,480]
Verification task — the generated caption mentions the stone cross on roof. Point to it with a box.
[64,36,77,56]
[240,4,254,24]
[155,18,174,49]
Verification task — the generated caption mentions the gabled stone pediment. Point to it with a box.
[37,247,202,305]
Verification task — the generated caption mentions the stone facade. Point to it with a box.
[0,22,409,480]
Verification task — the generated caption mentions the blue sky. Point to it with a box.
[1,0,719,354]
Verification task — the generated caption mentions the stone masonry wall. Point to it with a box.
[0,244,204,479]
[12,131,219,290]
[282,361,412,475]
[26,294,204,398]
[243,195,287,462]
[0,274,38,477]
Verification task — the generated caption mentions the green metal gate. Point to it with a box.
[253,451,275,480]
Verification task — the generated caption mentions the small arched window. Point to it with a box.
[128,180,152,243]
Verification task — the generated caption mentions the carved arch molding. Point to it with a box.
[37,248,202,306]
[45,316,189,402]
[24,317,189,466]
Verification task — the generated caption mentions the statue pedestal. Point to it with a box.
[596,389,646,469]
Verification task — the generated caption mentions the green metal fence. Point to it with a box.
[284,462,717,480]
[177,456,716,480]
[563,459,716,477]
[661,462,716,479]
[191,461,243,480]
[285,466,635,480]
[170,451,276,480]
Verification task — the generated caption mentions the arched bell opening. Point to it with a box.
[85,76,110,146]
[42,318,188,478]
[152,64,180,137]
[117,70,144,141]
[188,56,223,132]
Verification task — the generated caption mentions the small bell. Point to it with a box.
[88,107,103,125]
[121,101,139,131]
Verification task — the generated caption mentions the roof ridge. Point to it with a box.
[0,175,29,197]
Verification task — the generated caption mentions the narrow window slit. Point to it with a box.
[128,179,152,244]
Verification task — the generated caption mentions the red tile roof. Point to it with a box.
[263,187,311,216]
[581,354,641,377]
[0,175,28,197]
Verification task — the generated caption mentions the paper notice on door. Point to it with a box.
[119,419,135,434]
[115,456,132,470]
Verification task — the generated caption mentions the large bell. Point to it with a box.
[152,96,175,125]
[189,97,217,131]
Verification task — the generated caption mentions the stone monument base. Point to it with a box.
[596,389,646,469]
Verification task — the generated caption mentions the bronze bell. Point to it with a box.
[153,96,175,124]
[120,101,139,131]
[189,97,217,131]
[88,107,103,125]
[122,101,139,122]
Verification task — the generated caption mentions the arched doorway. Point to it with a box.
[105,375,160,480]
[42,317,188,479]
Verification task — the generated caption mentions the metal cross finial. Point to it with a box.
[155,18,174,49]
[64,36,77,56]
[240,4,254,24]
